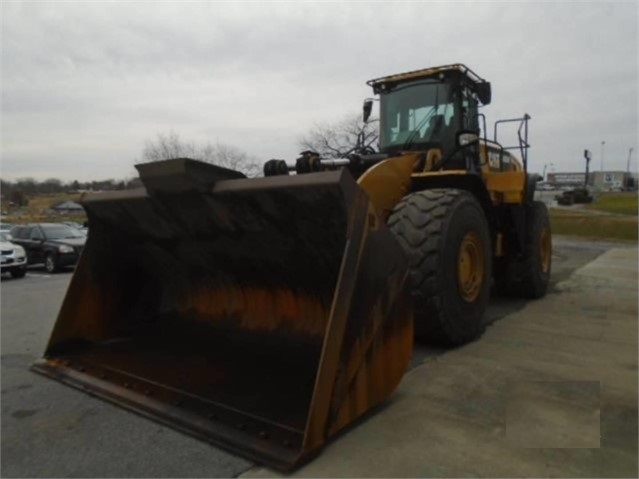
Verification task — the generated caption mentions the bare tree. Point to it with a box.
[41,178,64,194]
[298,114,378,159]
[140,131,261,177]
[198,143,262,177]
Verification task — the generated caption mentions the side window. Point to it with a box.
[30,228,43,240]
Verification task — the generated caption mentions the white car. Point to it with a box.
[1,232,27,278]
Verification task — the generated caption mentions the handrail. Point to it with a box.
[494,114,531,171]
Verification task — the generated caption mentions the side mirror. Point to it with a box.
[477,82,491,105]
[363,99,373,123]
[456,130,480,147]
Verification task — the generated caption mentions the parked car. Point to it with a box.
[61,221,88,236]
[9,223,86,273]
[61,221,83,229]
[0,232,27,278]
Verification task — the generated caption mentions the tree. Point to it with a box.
[1,179,13,197]
[298,114,379,159]
[9,190,28,207]
[15,178,37,195]
[42,178,63,194]
[141,131,261,177]
[142,131,196,161]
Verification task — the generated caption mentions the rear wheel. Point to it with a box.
[388,189,492,345]
[495,201,551,298]
[45,253,58,274]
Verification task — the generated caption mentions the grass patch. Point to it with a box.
[27,193,82,211]
[550,208,637,242]
[3,193,86,225]
[586,192,638,216]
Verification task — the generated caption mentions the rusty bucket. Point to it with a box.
[32,158,412,470]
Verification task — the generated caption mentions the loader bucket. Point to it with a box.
[31,158,412,471]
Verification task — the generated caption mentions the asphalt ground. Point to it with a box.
[0,237,630,477]
[245,244,638,477]
[1,266,253,478]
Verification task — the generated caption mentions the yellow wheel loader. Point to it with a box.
[32,64,551,470]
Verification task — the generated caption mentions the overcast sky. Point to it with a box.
[1,1,637,182]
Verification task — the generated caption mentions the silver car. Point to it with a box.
[1,231,27,278]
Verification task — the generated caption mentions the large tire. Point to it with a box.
[495,201,551,298]
[388,189,492,345]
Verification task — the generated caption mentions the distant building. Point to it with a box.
[546,172,588,186]
[547,170,634,190]
[590,171,628,190]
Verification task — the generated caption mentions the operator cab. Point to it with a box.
[366,64,491,168]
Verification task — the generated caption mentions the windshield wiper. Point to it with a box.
[402,84,440,151]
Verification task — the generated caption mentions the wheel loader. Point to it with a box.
[32,64,551,470]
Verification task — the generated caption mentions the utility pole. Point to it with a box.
[584,150,592,187]
[628,148,635,189]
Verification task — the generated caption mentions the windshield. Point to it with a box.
[379,81,455,151]
[43,225,84,240]
[0,232,10,242]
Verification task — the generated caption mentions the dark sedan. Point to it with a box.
[9,223,86,273]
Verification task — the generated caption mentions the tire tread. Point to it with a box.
[388,188,489,344]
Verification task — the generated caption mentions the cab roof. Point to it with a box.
[367,63,487,94]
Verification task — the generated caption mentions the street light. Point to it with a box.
[600,140,606,172]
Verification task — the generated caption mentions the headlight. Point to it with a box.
[14,245,25,255]
[457,132,479,146]
[58,245,74,253]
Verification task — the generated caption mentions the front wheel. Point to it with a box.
[44,253,58,274]
[388,189,492,345]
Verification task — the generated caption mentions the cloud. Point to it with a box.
[1,1,637,181]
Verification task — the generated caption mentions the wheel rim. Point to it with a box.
[457,231,484,302]
[539,227,551,273]
[46,256,54,272]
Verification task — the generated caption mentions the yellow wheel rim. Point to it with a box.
[539,227,551,273]
[457,231,484,303]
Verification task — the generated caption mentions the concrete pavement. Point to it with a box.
[243,246,638,478]
[0,272,253,478]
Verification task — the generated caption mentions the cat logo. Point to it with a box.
[488,150,510,169]
[488,151,500,168]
